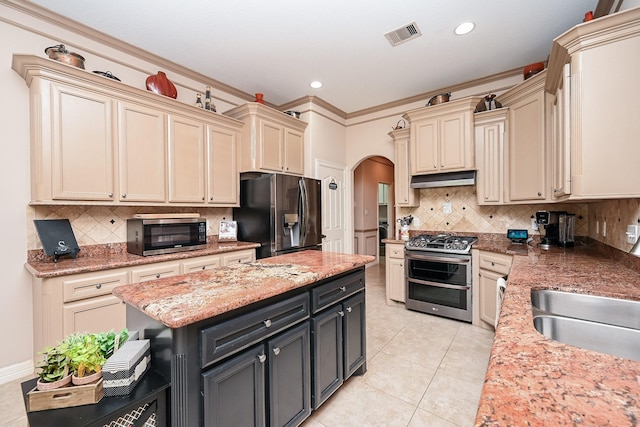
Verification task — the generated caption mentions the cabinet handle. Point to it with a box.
[155,274,161,279]
[340,286,346,292]
[538,192,542,197]
[201,266,206,270]
[258,354,267,363]
[485,196,489,200]
[108,192,113,198]
[338,311,345,317]
[95,283,102,289]
[122,193,127,198]
[210,197,213,201]
[491,262,495,266]
[346,306,352,313]
[433,164,437,169]
[202,196,205,201]
[273,347,281,356]
[264,319,272,328]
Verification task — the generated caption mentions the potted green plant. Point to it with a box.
[64,332,106,385]
[35,345,71,391]
[95,328,129,359]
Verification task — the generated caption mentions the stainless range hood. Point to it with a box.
[410,170,476,189]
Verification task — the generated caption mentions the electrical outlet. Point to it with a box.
[627,225,640,244]
[443,202,452,214]
[531,218,539,231]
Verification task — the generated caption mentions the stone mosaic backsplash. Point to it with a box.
[27,205,232,250]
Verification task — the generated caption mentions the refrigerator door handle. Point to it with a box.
[299,178,308,245]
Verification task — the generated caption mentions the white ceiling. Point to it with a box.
[28,0,599,114]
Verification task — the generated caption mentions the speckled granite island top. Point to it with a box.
[113,251,374,329]
[473,238,640,426]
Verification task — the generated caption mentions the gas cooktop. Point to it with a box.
[405,234,477,254]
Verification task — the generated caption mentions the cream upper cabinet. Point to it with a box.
[168,114,206,203]
[475,109,507,205]
[225,103,308,176]
[498,71,548,203]
[548,64,571,199]
[49,82,116,201]
[117,101,167,202]
[403,97,481,175]
[207,123,239,205]
[389,128,418,207]
[12,54,244,207]
[545,7,640,200]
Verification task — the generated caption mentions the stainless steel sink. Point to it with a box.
[531,290,640,361]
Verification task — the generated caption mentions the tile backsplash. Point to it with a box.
[27,205,232,250]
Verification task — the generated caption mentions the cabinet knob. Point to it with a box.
[156,274,161,279]
[95,283,102,289]
[202,196,205,201]
[258,354,267,363]
[338,310,345,317]
[433,164,437,169]
[340,286,346,292]
[108,192,113,198]
[201,266,206,270]
[491,262,495,266]
[122,194,127,198]
[538,192,542,197]
[273,347,281,356]
[210,197,213,201]
[264,319,272,328]
[346,306,352,313]
[485,196,489,200]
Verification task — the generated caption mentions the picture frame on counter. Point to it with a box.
[218,220,237,241]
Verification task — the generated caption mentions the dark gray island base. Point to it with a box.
[116,251,373,427]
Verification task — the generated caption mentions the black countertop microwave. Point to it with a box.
[127,218,207,256]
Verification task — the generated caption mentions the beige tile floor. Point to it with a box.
[0,260,493,427]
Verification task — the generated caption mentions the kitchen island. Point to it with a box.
[113,250,374,427]
[473,237,640,426]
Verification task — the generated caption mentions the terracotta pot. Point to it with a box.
[255,93,264,104]
[72,370,102,386]
[523,62,545,80]
[36,374,72,391]
[145,71,177,99]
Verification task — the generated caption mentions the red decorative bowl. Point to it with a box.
[523,62,545,80]
[146,71,177,99]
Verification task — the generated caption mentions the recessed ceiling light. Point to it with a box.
[310,81,323,89]
[454,22,475,35]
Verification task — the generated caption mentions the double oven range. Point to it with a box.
[404,234,477,322]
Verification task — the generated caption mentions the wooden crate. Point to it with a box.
[26,378,103,412]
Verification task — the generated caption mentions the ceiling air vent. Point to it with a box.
[384,22,422,47]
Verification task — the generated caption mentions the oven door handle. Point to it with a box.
[405,254,470,264]
[407,277,471,290]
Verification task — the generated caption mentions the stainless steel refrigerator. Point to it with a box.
[233,173,323,259]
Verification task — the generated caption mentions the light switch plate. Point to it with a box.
[443,202,452,214]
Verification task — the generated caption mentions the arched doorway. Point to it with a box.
[352,156,394,265]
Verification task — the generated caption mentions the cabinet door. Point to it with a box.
[202,343,266,427]
[207,124,239,205]
[475,115,505,204]
[168,114,206,203]
[258,119,284,172]
[439,113,467,171]
[411,120,438,174]
[267,322,311,427]
[507,90,547,201]
[117,101,167,202]
[386,256,406,303]
[50,83,115,201]
[478,269,503,328]
[283,128,304,175]
[342,292,366,379]
[63,294,126,337]
[311,305,343,409]
[551,63,571,198]
[392,130,418,207]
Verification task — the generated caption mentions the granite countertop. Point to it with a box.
[113,250,374,328]
[25,240,260,278]
[472,237,640,426]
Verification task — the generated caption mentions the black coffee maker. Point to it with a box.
[536,211,576,249]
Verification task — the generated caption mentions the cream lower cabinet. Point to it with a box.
[403,97,481,175]
[475,251,512,330]
[389,128,418,207]
[225,103,307,176]
[32,249,256,359]
[498,71,548,203]
[475,109,507,205]
[385,243,405,303]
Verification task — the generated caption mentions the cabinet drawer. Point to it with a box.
[130,262,181,283]
[63,271,128,303]
[222,249,255,265]
[181,255,221,274]
[201,292,309,368]
[311,270,365,314]
[478,252,512,275]
[386,244,404,259]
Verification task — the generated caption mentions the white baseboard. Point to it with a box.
[0,359,35,385]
